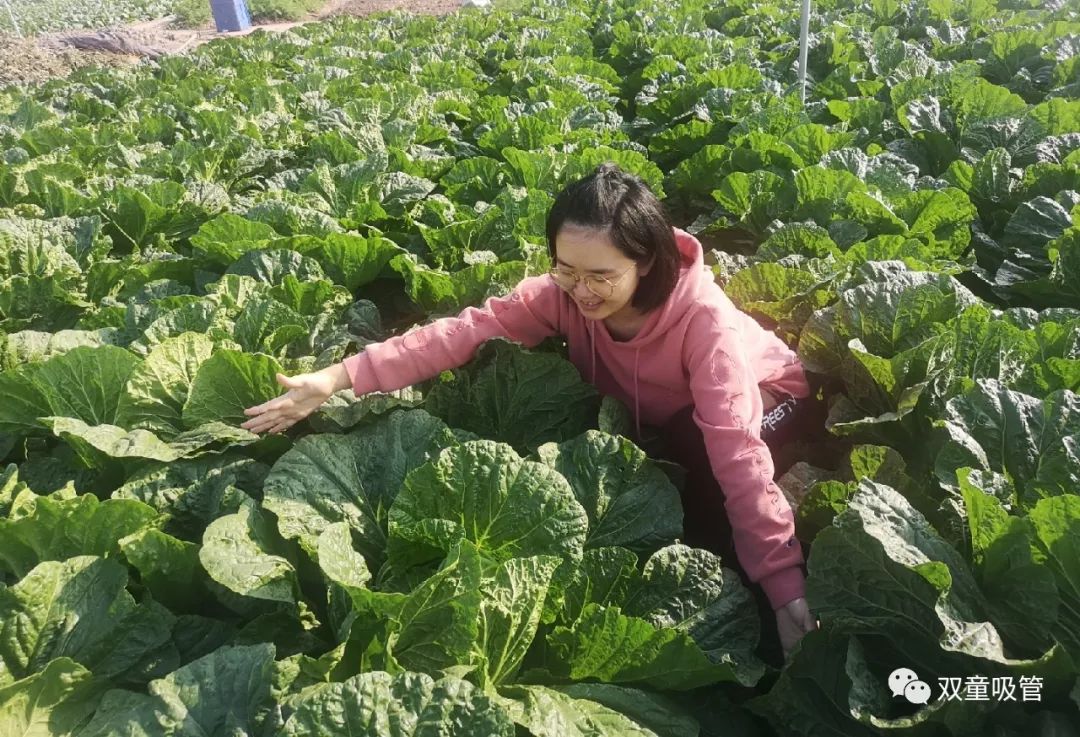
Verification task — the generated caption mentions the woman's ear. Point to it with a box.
[638,254,656,276]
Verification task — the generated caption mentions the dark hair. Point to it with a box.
[545,162,680,313]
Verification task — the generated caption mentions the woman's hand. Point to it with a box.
[241,364,349,435]
[775,596,819,661]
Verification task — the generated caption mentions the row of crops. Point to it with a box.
[0,0,325,35]
[0,0,176,35]
[1,0,1080,734]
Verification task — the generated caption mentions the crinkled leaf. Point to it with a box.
[475,555,561,687]
[32,345,141,426]
[0,556,173,685]
[78,644,276,737]
[281,669,513,737]
[494,684,668,737]
[0,491,157,578]
[116,332,216,436]
[387,440,588,573]
[199,500,300,610]
[263,409,458,565]
[546,602,743,690]
[0,657,99,737]
[534,431,682,555]
[424,340,599,454]
[182,350,284,428]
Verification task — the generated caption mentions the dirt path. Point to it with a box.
[0,0,463,87]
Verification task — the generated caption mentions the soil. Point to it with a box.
[0,34,131,87]
[0,0,464,88]
[331,0,460,18]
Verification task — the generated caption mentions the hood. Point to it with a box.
[585,226,713,439]
[611,226,710,347]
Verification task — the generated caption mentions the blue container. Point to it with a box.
[209,0,252,32]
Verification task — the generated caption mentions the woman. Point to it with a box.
[242,162,820,661]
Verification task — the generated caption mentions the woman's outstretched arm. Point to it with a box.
[342,275,560,398]
[242,275,561,433]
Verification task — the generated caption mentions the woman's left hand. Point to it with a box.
[775,597,818,661]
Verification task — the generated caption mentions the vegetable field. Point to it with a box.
[0,0,332,35]
[0,0,177,34]
[1,0,1080,734]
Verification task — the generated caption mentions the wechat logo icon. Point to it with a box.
[889,667,933,705]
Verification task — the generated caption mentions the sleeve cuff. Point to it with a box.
[341,351,382,396]
[759,565,806,611]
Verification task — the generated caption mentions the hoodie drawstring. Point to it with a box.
[589,320,642,441]
[633,346,641,441]
[590,320,596,384]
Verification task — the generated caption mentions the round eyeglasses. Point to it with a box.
[547,263,635,298]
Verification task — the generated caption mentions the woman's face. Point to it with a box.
[552,223,651,322]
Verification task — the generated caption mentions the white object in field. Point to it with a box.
[462,0,491,7]
[798,0,810,102]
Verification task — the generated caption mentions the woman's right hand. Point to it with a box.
[241,364,348,435]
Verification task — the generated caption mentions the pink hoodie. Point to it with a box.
[342,227,810,610]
